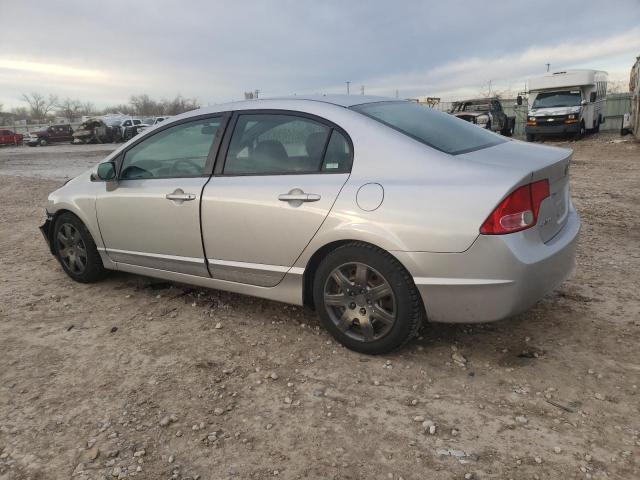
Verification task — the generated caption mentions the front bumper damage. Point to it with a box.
[40,212,54,254]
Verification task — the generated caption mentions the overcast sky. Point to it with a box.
[1,0,639,109]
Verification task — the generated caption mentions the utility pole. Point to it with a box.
[395,89,399,99]
[545,63,550,72]
[254,89,260,99]
[360,85,365,95]
[345,81,350,95]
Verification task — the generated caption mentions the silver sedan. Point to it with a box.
[40,96,580,354]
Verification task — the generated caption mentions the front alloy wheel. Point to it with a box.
[53,212,106,283]
[56,223,88,275]
[323,262,397,343]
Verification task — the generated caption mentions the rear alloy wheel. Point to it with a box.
[39,138,47,146]
[314,243,423,354]
[53,213,106,283]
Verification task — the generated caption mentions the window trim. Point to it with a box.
[213,109,354,177]
[116,112,231,181]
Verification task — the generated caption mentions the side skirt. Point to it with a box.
[111,262,304,306]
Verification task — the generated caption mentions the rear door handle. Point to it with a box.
[278,193,321,202]
[166,188,196,202]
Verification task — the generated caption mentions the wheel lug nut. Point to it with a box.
[360,308,366,315]
[349,302,356,309]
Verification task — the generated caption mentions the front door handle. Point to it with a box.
[166,188,196,202]
[278,192,321,202]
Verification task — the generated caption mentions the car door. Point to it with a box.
[95,114,226,276]
[201,111,353,287]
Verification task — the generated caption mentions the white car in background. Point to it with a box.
[138,116,171,134]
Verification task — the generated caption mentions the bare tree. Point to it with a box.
[21,92,58,122]
[11,106,29,119]
[0,102,3,113]
[130,94,158,116]
[162,95,199,115]
[607,80,629,94]
[79,101,96,117]
[56,97,81,122]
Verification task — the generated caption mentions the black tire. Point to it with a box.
[53,212,106,283]
[526,133,535,142]
[313,242,423,354]
[574,122,586,140]
[39,138,47,146]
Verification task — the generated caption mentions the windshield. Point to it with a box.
[532,90,582,109]
[351,101,505,155]
[142,117,155,125]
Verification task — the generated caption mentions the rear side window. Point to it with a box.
[322,130,352,172]
[351,101,505,155]
[223,114,352,175]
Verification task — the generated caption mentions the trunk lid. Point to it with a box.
[459,139,572,243]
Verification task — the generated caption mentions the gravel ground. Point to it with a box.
[0,134,639,480]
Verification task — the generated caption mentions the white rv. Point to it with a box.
[525,69,608,141]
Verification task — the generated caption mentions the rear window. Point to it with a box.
[351,101,506,155]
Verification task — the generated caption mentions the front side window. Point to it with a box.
[120,117,220,179]
[352,101,505,155]
[224,114,350,175]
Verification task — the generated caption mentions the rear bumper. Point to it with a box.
[394,207,580,323]
[525,123,579,135]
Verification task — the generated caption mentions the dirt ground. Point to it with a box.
[0,135,638,480]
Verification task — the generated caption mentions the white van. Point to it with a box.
[525,69,608,141]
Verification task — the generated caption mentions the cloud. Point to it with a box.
[0,59,106,80]
[356,27,640,99]
[1,0,639,108]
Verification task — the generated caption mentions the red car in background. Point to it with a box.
[0,129,23,146]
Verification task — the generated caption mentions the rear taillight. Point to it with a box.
[480,180,550,235]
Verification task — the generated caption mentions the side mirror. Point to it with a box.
[581,99,588,106]
[95,161,116,181]
[516,95,523,106]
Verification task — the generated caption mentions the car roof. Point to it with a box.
[193,94,398,116]
[268,94,394,108]
[454,98,497,104]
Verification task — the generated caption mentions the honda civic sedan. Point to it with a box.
[40,96,580,354]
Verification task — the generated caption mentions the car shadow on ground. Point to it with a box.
[99,270,586,368]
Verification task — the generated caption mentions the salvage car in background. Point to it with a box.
[25,124,74,146]
[0,129,23,146]
[40,96,579,354]
[72,118,115,144]
[449,98,515,136]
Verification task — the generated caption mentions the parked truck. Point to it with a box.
[449,98,515,136]
[25,124,74,146]
[525,69,607,141]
